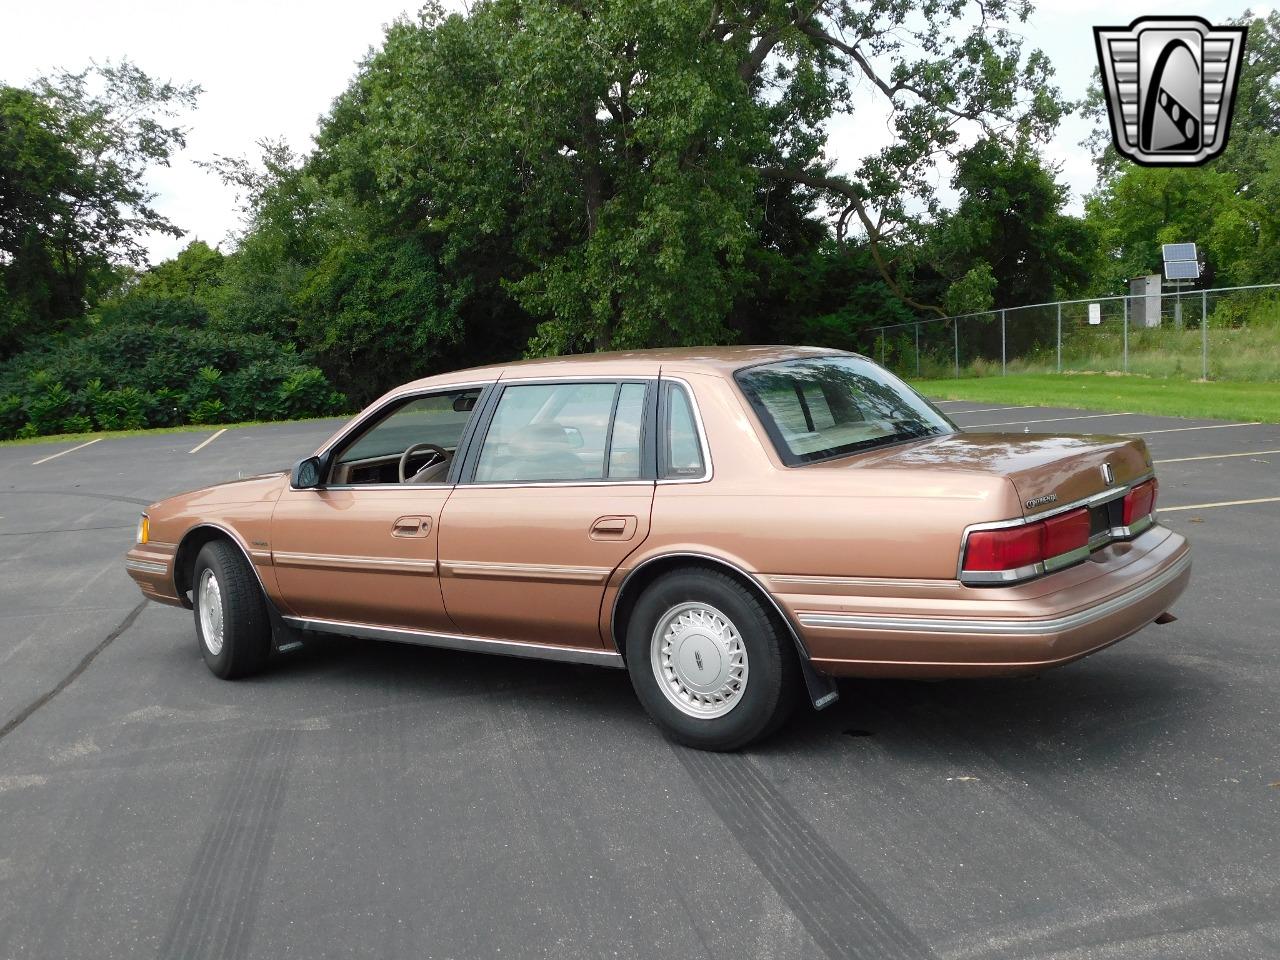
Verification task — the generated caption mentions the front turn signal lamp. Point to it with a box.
[136,514,150,545]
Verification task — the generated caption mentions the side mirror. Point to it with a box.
[562,425,584,449]
[291,456,323,489]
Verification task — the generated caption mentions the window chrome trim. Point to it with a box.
[801,551,1190,636]
[956,472,1155,584]
[461,480,655,491]
[280,615,624,668]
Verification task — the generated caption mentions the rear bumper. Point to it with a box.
[775,525,1190,678]
[125,542,187,608]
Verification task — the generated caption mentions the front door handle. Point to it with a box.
[590,516,637,541]
[392,516,432,538]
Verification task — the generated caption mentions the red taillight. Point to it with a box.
[1123,478,1158,525]
[1042,507,1091,557]
[963,525,1043,572]
[963,507,1092,579]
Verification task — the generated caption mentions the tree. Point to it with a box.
[1084,165,1259,290]
[0,62,199,356]
[297,0,1063,358]
[927,138,1095,311]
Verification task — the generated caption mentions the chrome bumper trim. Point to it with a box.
[799,551,1190,637]
[280,615,625,668]
[126,558,168,575]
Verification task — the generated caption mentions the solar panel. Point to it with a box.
[1162,242,1198,263]
[1164,260,1201,280]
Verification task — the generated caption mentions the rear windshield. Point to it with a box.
[734,356,954,465]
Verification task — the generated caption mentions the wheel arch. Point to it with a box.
[611,552,802,654]
[609,552,838,710]
[173,523,269,603]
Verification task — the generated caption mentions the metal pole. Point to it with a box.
[1122,296,1129,373]
[1056,302,1062,373]
[1000,309,1006,376]
[915,323,921,378]
[954,319,960,378]
[1201,289,1208,380]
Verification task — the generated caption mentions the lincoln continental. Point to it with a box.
[125,347,1190,750]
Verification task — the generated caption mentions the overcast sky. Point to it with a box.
[0,0,1265,264]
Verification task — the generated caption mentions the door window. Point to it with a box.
[330,388,482,485]
[473,381,647,483]
[661,383,706,479]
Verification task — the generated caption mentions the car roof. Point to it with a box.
[397,345,852,391]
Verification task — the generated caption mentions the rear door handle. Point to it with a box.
[392,516,432,538]
[590,516,637,541]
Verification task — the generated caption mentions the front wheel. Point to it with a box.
[625,568,799,751]
[192,540,271,679]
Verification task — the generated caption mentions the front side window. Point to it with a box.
[330,387,482,484]
[734,356,953,465]
[473,381,647,483]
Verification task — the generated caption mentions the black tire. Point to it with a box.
[192,540,271,680]
[625,567,800,751]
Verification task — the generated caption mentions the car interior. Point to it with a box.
[328,389,481,485]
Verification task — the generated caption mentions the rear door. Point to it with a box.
[437,378,656,648]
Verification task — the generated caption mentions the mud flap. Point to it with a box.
[798,651,839,710]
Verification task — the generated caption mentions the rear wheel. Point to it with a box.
[625,568,799,750]
[192,540,271,679]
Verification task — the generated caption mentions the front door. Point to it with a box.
[269,384,487,630]
[438,379,655,648]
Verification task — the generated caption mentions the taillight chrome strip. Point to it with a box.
[957,472,1156,585]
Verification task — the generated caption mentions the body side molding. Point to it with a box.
[281,615,625,668]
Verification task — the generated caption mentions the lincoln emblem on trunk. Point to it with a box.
[1101,462,1116,485]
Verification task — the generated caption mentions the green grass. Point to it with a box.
[911,373,1280,423]
[0,414,348,448]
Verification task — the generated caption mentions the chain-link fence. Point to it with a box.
[858,283,1280,381]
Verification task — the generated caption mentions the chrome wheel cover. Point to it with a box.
[198,568,225,656]
[650,602,748,719]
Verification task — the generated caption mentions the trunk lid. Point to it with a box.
[853,432,1153,515]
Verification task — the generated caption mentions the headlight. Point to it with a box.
[136,514,150,545]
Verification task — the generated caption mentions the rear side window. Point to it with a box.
[472,380,650,483]
[661,383,706,480]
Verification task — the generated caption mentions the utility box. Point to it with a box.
[1129,275,1162,328]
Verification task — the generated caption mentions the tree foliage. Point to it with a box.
[0,62,199,355]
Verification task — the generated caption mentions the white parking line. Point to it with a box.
[946,405,1036,415]
[1122,422,1261,436]
[1161,496,1280,513]
[964,412,1134,428]
[32,438,101,466]
[1156,448,1280,464]
[189,428,227,454]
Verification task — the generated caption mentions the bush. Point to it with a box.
[0,321,347,438]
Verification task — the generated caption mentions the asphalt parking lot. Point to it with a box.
[1,402,1277,960]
